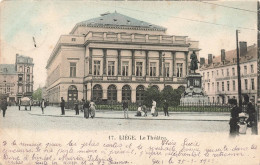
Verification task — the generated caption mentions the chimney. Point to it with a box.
[221,49,225,61]
[200,58,205,66]
[208,54,213,64]
[239,41,247,57]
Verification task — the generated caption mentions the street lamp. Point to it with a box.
[3,80,6,94]
[236,30,242,108]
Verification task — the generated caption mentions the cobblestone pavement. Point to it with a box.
[0,106,257,134]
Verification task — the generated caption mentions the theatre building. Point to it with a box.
[46,12,199,104]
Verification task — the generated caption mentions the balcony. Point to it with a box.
[107,76,118,80]
[136,76,146,81]
[92,76,103,80]
[121,76,132,81]
[148,77,160,82]
[165,77,173,82]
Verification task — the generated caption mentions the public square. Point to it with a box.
[1,106,233,133]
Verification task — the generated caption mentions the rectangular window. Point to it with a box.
[165,63,170,77]
[122,61,129,76]
[227,81,230,91]
[19,66,23,72]
[94,60,101,76]
[251,78,255,90]
[233,80,236,91]
[177,63,183,77]
[207,72,209,79]
[136,62,143,76]
[71,38,76,41]
[244,65,247,75]
[232,68,235,76]
[226,69,229,76]
[212,71,214,78]
[27,67,30,73]
[26,85,30,92]
[222,82,224,91]
[108,61,115,76]
[70,62,76,77]
[244,79,248,90]
[217,82,219,92]
[250,64,254,73]
[203,72,205,78]
[221,69,224,76]
[26,75,30,82]
[18,75,23,82]
[150,62,156,77]
[217,70,219,76]
[212,82,214,91]
[208,83,210,91]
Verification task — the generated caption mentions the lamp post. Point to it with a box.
[3,80,6,94]
[236,30,242,108]
[162,53,166,89]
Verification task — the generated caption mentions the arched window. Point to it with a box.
[136,85,145,104]
[93,84,102,102]
[151,85,159,91]
[107,85,117,103]
[122,85,131,102]
[68,85,78,102]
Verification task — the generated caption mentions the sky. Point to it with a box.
[0,0,257,89]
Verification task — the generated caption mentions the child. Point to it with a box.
[238,113,248,134]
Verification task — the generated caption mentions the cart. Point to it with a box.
[19,97,32,111]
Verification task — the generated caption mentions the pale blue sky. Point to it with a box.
[0,1,257,88]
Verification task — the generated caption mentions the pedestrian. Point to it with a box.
[142,105,148,117]
[151,99,157,117]
[60,97,65,115]
[89,100,96,119]
[83,100,90,119]
[229,99,240,137]
[135,104,144,117]
[75,100,79,115]
[40,99,45,114]
[163,99,169,116]
[122,100,129,119]
[1,98,8,118]
[246,97,257,135]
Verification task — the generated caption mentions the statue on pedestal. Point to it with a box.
[190,51,199,74]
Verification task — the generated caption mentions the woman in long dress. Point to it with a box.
[151,100,157,116]
[89,100,96,118]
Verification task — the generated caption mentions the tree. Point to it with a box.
[143,86,161,107]
[32,87,42,101]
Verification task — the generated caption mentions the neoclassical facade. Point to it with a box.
[199,42,257,104]
[46,12,199,103]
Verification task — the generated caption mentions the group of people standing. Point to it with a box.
[229,97,257,137]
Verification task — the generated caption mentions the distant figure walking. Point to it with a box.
[83,100,90,119]
[1,98,8,118]
[75,100,79,115]
[122,100,129,119]
[151,100,157,117]
[247,97,257,135]
[60,97,65,115]
[229,99,240,137]
[41,99,45,114]
[163,99,169,116]
[89,100,96,118]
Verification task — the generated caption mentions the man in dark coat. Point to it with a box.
[60,97,65,115]
[83,100,90,119]
[75,100,79,115]
[40,99,45,114]
[1,98,8,117]
[247,97,257,134]
[122,100,129,119]
[229,99,240,137]
[163,99,169,116]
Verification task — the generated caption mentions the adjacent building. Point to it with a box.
[0,54,34,103]
[199,42,257,104]
[46,12,199,104]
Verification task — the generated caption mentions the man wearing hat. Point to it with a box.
[229,98,240,137]
[247,97,257,134]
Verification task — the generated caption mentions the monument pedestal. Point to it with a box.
[180,73,209,106]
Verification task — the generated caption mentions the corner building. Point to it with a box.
[46,12,199,104]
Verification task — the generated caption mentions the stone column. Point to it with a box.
[159,51,162,76]
[145,50,149,76]
[131,50,135,76]
[103,49,107,75]
[89,48,92,75]
[172,51,176,76]
[118,49,121,75]
[185,51,189,76]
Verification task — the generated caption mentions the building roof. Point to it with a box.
[200,44,257,70]
[0,64,16,75]
[71,12,166,33]
[16,54,33,64]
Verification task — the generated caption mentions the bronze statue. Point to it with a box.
[190,51,199,73]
